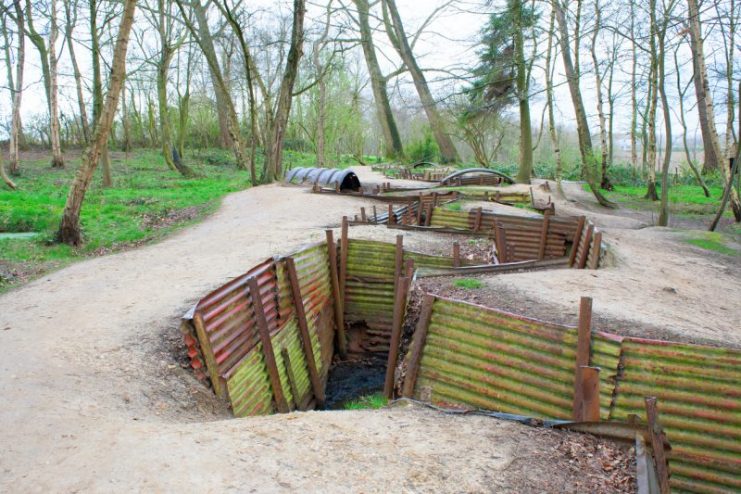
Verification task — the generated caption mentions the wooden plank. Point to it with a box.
[325,230,346,358]
[248,277,289,413]
[360,207,367,223]
[572,296,592,421]
[387,204,394,226]
[280,347,300,411]
[577,224,594,269]
[494,225,508,263]
[538,215,550,260]
[285,257,325,407]
[589,231,603,269]
[581,366,601,421]
[644,397,671,494]
[569,216,586,266]
[384,275,411,399]
[340,216,349,312]
[192,312,227,399]
[474,207,483,232]
[401,294,435,398]
[452,242,461,268]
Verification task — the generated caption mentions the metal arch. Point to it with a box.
[285,167,306,184]
[440,168,515,185]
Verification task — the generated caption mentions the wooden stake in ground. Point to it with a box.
[57,0,138,245]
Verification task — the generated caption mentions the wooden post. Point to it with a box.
[569,216,586,267]
[577,224,595,269]
[281,347,301,411]
[474,207,483,232]
[387,204,394,226]
[360,207,367,223]
[589,231,603,269]
[432,192,439,208]
[373,205,378,224]
[192,312,226,399]
[538,216,551,260]
[645,397,671,494]
[384,275,410,398]
[285,257,325,407]
[581,366,601,421]
[453,242,461,268]
[393,234,403,295]
[494,225,508,263]
[572,296,592,420]
[402,294,435,397]
[416,195,423,225]
[328,229,347,359]
[248,277,289,413]
[425,202,433,226]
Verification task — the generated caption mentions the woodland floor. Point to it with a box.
[0,166,738,491]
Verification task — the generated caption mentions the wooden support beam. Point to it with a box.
[538,216,551,260]
[577,224,595,269]
[280,347,301,411]
[589,231,603,269]
[387,204,394,226]
[248,277,289,413]
[285,257,325,407]
[569,216,587,267]
[416,196,423,225]
[645,397,671,494]
[192,312,226,399]
[325,230,347,359]
[572,296,593,420]
[384,275,411,399]
[402,294,435,397]
[474,207,483,232]
[373,205,378,224]
[393,234,404,295]
[581,366,601,421]
[360,207,367,223]
[453,242,461,268]
[494,225,508,263]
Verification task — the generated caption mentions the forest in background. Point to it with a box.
[0,0,739,252]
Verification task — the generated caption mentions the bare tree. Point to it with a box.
[381,0,460,163]
[2,0,25,176]
[58,0,138,245]
[63,0,90,144]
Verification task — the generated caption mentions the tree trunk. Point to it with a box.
[1,152,17,190]
[89,0,112,186]
[644,0,659,201]
[353,0,404,159]
[687,0,719,173]
[657,11,672,226]
[513,0,532,184]
[48,0,64,168]
[64,0,90,144]
[629,0,638,169]
[590,0,610,190]
[264,0,306,182]
[382,0,459,163]
[3,1,24,175]
[545,4,563,196]
[58,0,137,246]
[553,0,615,208]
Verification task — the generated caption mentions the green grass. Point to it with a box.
[452,278,483,289]
[343,393,388,410]
[685,232,739,256]
[582,183,730,216]
[444,202,463,212]
[0,148,253,289]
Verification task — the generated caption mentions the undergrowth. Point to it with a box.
[453,278,484,289]
[343,393,388,410]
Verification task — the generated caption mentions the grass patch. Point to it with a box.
[452,278,483,289]
[0,148,253,290]
[343,393,387,410]
[444,202,463,212]
[685,232,739,256]
[581,183,730,216]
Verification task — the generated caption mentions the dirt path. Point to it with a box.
[0,182,635,492]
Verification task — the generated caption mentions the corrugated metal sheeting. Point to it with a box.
[405,296,741,494]
[191,242,335,416]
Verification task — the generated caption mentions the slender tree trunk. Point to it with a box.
[4,2,24,175]
[382,0,459,163]
[657,12,672,226]
[545,4,563,196]
[590,0,611,190]
[58,0,138,245]
[121,82,132,153]
[48,0,64,168]
[630,0,638,169]
[64,0,90,144]
[1,152,17,190]
[89,0,112,186]
[687,0,740,219]
[264,0,306,181]
[553,0,615,207]
[512,0,532,183]
[353,0,404,159]
[644,0,659,200]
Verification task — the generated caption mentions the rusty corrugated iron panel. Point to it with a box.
[413,296,578,419]
[591,331,623,421]
[225,344,274,417]
[345,240,396,333]
[271,318,313,410]
[610,338,741,493]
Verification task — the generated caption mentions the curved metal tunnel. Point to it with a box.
[285,167,362,192]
